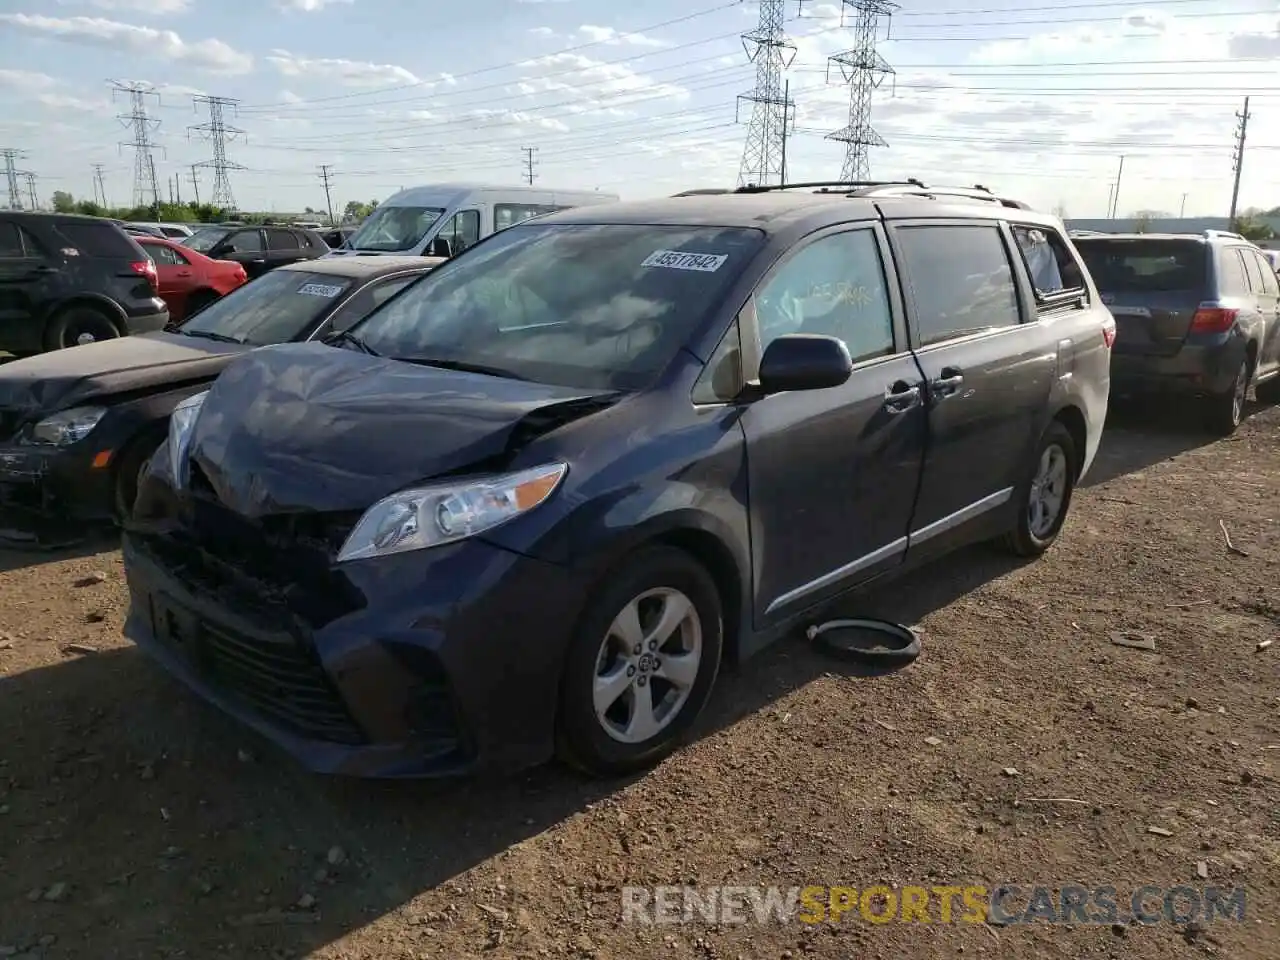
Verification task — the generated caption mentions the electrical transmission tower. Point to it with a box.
[825,0,897,181]
[92,163,109,207]
[111,80,163,211]
[1229,96,1251,230]
[736,0,796,188]
[2,148,25,210]
[21,172,37,210]
[522,147,537,185]
[189,95,246,212]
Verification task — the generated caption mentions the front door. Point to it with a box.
[1242,246,1280,376]
[739,223,927,628]
[0,218,61,352]
[215,229,268,278]
[887,219,1055,556]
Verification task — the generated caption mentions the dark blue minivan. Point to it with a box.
[121,186,1113,778]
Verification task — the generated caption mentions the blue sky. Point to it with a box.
[1,0,1279,217]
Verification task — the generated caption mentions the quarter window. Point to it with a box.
[1011,225,1086,305]
[1251,250,1280,296]
[895,224,1022,346]
[1219,249,1250,297]
[754,229,895,365]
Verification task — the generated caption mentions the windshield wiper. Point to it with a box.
[324,329,381,356]
[179,329,245,345]
[398,357,528,380]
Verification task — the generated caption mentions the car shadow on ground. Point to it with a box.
[0,544,1026,956]
[0,522,119,573]
[1081,398,1241,489]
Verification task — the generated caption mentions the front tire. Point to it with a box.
[555,546,723,777]
[1001,421,1078,558]
[112,433,163,523]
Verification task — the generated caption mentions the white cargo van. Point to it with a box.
[329,183,620,259]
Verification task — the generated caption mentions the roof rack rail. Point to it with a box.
[734,179,926,194]
[1204,229,1246,241]
[854,183,1032,210]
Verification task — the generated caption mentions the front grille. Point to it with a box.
[150,592,366,745]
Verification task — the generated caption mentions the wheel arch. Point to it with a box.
[45,295,127,344]
[1050,402,1088,480]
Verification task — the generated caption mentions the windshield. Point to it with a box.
[351,222,764,391]
[1075,239,1207,293]
[346,205,446,252]
[184,227,230,253]
[177,270,352,345]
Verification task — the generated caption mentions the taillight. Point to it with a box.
[130,259,158,292]
[1101,316,1116,349]
[1189,307,1238,334]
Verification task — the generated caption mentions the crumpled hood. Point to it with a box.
[187,342,609,517]
[0,331,247,416]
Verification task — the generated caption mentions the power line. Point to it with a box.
[522,146,537,185]
[1229,95,1250,229]
[111,80,163,213]
[1,148,23,210]
[190,95,246,211]
[318,164,335,225]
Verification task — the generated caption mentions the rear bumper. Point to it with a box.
[123,308,169,336]
[1110,334,1247,398]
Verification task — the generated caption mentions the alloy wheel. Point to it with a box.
[1028,443,1068,539]
[592,587,702,744]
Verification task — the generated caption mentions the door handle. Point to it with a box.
[250,259,265,264]
[883,381,922,413]
[176,270,192,277]
[930,367,964,398]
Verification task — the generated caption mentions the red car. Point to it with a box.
[135,235,248,323]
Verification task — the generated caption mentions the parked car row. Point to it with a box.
[2,181,1277,784]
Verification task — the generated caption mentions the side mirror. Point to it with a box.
[757,334,852,395]
[429,236,452,258]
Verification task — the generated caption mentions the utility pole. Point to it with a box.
[111,80,163,212]
[780,77,791,185]
[173,172,180,205]
[2,148,25,210]
[824,0,897,181]
[188,164,200,205]
[189,95,246,213]
[1106,183,1115,219]
[736,0,796,188]
[522,147,537,185]
[318,164,335,225]
[1229,95,1250,231]
[21,172,37,210]
[1109,155,1125,218]
[91,163,108,208]
[148,154,161,218]
[1180,192,1187,218]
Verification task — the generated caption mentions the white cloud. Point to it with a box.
[0,69,58,92]
[35,92,109,113]
[467,107,571,133]
[0,14,252,74]
[1229,19,1280,59]
[529,26,555,37]
[576,25,665,48]
[276,0,354,10]
[514,52,691,117]
[266,49,421,87]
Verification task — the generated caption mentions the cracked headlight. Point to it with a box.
[337,462,568,562]
[29,406,107,446]
[168,390,208,487]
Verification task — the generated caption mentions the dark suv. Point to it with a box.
[0,212,167,354]
[183,224,328,279]
[1073,230,1280,432]
[122,181,1114,779]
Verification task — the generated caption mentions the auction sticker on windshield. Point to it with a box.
[297,283,345,298]
[642,250,728,272]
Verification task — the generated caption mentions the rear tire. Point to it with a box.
[1001,421,1078,558]
[555,546,723,778]
[1205,355,1251,436]
[44,305,120,351]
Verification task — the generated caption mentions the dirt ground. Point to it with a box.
[0,401,1277,960]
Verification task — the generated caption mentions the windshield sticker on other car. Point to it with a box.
[641,250,729,272]
[296,282,345,298]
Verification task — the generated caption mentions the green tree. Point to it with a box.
[1235,216,1275,243]
[51,190,76,213]
[74,200,105,217]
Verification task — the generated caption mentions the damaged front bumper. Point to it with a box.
[0,441,117,525]
[120,512,589,779]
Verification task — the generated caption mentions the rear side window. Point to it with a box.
[1218,248,1250,297]
[1251,250,1280,296]
[1237,247,1265,293]
[894,224,1022,346]
[267,229,301,250]
[1075,240,1206,293]
[1011,225,1086,306]
[54,221,141,259]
